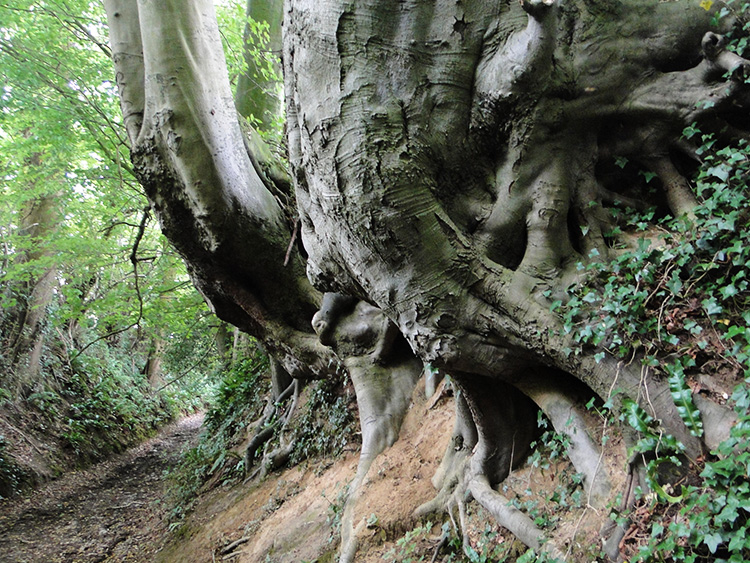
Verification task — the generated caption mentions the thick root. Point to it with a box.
[469,474,566,560]
[518,372,613,509]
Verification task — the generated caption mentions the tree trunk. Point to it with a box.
[1,160,60,394]
[105,0,750,559]
[104,0,333,379]
[283,0,748,556]
[235,0,284,132]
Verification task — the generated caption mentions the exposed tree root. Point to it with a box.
[311,294,424,563]
[470,474,565,559]
[517,371,612,509]
[243,379,300,482]
[338,354,422,563]
[414,369,628,559]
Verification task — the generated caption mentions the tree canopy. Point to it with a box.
[5,0,750,561]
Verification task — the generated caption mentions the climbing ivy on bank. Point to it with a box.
[557,4,750,554]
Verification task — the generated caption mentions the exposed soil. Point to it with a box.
[0,378,609,562]
[157,377,456,563]
[0,413,204,563]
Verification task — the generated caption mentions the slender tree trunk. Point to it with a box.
[214,322,233,372]
[1,154,60,393]
[235,0,283,132]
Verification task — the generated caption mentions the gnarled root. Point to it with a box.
[243,379,301,482]
[310,294,425,563]
[417,368,630,559]
[469,474,566,560]
[338,355,422,563]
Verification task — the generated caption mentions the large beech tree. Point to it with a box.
[105,0,750,560]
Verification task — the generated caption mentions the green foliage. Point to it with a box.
[556,6,750,558]
[322,483,349,545]
[168,351,270,520]
[0,435,30,498]
[510,419,585,531]
[168,353,356,527]
[204,352,270,436]
[382,521,434,563]
[0,0,225,482]
[60,364,168,459]
[666,359,704,438]
[384,520,519,563]
[626,380,750,562]
[215,0,284,138]
[290,375,357,464]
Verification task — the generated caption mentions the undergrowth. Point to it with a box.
[290,374,356,465]
[167,348,357,526]
[0,320,214,496]
[0,434,30,499]
[561,147,750,561]
[61,354,174,460]
[167,351,269,522]
[556,8,750,557]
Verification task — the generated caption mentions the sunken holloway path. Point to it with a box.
[0,413,204,563]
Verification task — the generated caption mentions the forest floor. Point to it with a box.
[156,378,457,563]
[0,379,554,562]
[0,413,204,563]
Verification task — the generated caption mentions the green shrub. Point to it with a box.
[0,435,30,498]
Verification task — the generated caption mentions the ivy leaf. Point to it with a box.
[666,273,683,296]
[666,363,704,437]
[703,297,723,316]
[704,532,723,554]
[719,284,738,299]
[706,164,730,181]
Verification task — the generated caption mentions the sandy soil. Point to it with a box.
[0,413,204,563]
[0,380,476,562]
[157,378,455,563]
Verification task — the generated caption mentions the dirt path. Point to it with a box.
[0,413,204,563]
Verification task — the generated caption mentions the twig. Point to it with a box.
[71,208,150,361]
[431,534,448,563]
[220,536,250,555]
[283,218,299,266]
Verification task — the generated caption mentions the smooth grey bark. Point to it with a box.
[284,0,744,402]
[312,294,422,563]
[1,179,59,394]
[284,0,749,556]
[105,0,333,379]
[105,0,750,559]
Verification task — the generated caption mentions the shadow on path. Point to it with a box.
[0,413,204,563]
